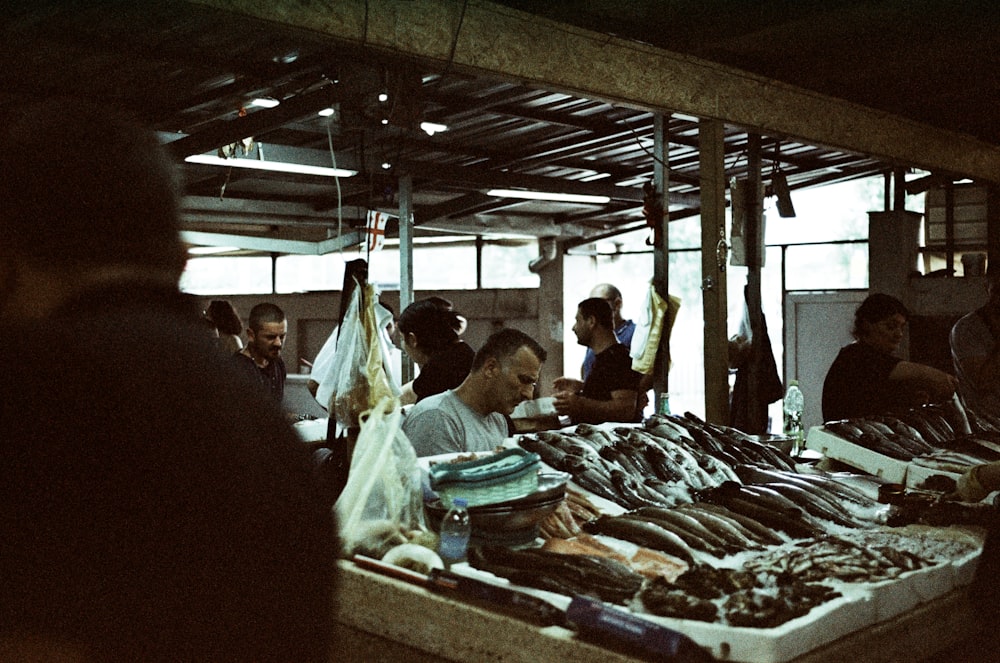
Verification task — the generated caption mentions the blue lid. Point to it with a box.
[452,497,468,508]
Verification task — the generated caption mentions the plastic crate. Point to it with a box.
[429,447,541,507]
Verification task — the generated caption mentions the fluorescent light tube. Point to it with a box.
[420,121,448,136]
[188,245,240,255]
[185,154,356,178]
[250,97,280,108]
[487,189,610,204]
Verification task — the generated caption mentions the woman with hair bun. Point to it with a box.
[205,299,244,356]
[822,292,957,421]
[397,297,474,404]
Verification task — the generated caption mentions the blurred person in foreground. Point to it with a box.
[554,297,642,425]
[951,268,1000,416]
[821,293,957,421]
[0,97,335,662]
[402,327,546,456]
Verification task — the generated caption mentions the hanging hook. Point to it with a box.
[715,225,728,273]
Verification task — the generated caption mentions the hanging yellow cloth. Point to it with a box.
[631,281,681,375]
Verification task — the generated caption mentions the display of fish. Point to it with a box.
[673,503,774,548]
[698,481,824,539]
[468,545,645,605]
[742,533,930,584]
[733,465,883,528]
[583,514,698,563]
[639,564,842,628]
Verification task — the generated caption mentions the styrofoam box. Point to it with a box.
[640,588,874,663]
[452,563,878,663]
[952,548,983,587]
[904,462,962,490]
[805,426,908,483]
[864,562,956,622]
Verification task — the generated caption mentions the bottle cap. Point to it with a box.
[789,379,798,387]
[453,497,468,508]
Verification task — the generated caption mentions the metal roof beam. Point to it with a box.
[195,0,1000,183]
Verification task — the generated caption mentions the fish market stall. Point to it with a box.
[332,561,979,663]
[336,410,989,663]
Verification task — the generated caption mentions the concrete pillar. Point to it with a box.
[868,210,921,303]
[533,238,565,395]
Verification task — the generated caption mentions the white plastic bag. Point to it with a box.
[333,397,428,559]
[321,282,399,433]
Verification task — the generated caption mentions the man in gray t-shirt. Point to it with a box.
[402,328,547,456]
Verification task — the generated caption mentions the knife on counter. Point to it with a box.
[352,555,568,627]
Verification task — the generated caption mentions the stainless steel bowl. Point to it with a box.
[424,472,569,534]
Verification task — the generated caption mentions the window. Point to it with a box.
[481,242,540,289]
[180,257,273,295]
[275,254,346,293]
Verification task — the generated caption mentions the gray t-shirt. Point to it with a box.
[401,389,508,457]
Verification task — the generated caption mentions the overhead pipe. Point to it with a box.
[529,236,559,273]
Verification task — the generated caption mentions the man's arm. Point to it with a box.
[957,350,1000,396]
[553,388,638,424]
[888,360,958,403]
[399,380,418,405]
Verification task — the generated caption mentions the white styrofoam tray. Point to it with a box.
[904,461,962,490]
[641,587,874,663]
[805,426,908,483]
[863,562,956,623]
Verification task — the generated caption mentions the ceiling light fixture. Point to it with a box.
[250,97,280,108]
[185,154,357,178]
[420,121,448,136]
[317,107,335,117]
[487,188,611,204]
[188,245,240,255]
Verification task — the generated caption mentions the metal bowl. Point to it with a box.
[424,472,569,535]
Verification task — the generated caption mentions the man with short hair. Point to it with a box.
[0,97,334,663]
[555,297,642,424]
[235,302,289,404]
[582,283,635,380]
[402,328,547,456]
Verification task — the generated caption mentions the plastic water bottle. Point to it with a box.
[438,497,471,567]
[783,380,805,456]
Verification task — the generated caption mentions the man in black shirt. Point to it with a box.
[234,302,289,403]
[553,297,642,424]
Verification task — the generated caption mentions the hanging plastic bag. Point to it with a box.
[631,281,681,375]
[322,281,400,433]
[334,397,430,559]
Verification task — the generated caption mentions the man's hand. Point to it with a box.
[552,389,581,420]
[553,377,584,394]
[954,464,991,502]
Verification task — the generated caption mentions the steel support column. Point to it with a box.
[700,120,729,424]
